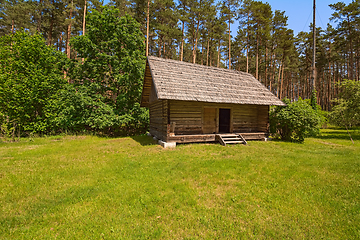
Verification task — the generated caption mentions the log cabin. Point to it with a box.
[140,56,285,147]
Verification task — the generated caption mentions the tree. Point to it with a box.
[0,31,67,134]
[329,80,360,127]
[69,6,148,130]
[220,0,239,69]
[177,0,190,61]
[0,0,35,36]
[152,0,181,59]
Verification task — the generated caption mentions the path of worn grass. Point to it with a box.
[0,129,359,239]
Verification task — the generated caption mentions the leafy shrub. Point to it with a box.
[270,98,322,143]
[47,84,118,132]
[47,84,149,136]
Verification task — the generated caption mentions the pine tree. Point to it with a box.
[220,0,239,69]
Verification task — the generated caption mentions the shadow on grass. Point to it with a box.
[315,129,360,141]
[131,135,157,146]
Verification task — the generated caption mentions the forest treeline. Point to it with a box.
[2,0,360,111]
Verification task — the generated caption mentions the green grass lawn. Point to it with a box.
[1,129,360,239]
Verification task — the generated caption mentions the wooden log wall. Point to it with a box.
[149,99,168,141]
[168,100,269,135]
[256,105,270,133]
[232,104,258,133]
[169,100,203,135]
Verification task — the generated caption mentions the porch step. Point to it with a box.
[225,141,245,144]
[216,134,248,146]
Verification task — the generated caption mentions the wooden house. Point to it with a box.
[140,56,285,146]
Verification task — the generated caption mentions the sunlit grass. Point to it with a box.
[1,129,359,239]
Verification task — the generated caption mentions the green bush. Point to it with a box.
[47,84,119,132]
[270,98,322,143]
[47,84,149,136]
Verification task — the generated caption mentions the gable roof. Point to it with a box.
[141,56,285,107]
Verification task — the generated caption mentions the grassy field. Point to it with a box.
[1,129,359,239]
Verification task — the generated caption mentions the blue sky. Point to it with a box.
[260,0,352,35]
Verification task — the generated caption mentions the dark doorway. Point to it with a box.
[219,108,231,133]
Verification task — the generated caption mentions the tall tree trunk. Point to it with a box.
[37,0,43,32]
[312,0,316,94]
[193,17,200,64]
[279,62,284,100]
[82,0,87,62]
[272,52,276,91]
[356,39,359,81]
[328,41,332,110]
[217,39,221,67]
[206,38,210,66]
[48,16,53,46]
[11,20,15,33]
[180,21,184,61]
[158,36,162,57]
[346,52,350,79]
[228,18,231,69]
[277,60,282,98]
[163,41,166,58]
[146,0,150,57]
[201,43,205,65]
[347,16,354,80]
[256,35,259,79]
[48,0,54,46]
[66,2,73,59]
[83,0,87,35]
[58,32,63,51]
[246,12,249,73]
[265,43,268,88]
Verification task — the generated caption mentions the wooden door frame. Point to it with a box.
[202,106,233,134]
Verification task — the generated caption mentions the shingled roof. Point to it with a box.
[140,56,285,107]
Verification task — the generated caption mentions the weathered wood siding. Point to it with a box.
[169,101,202,135]
[256,105,269,133]
[149,99,168,141]
[140,62,153,107]
[168,100,269,135]
[203,108,217,134]
[232,104,258,133]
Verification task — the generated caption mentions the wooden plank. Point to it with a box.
[168,134,216,143]
[203,107,216,134]
[170,113,202,118]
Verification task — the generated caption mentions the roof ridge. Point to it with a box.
[147,56,254,78]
